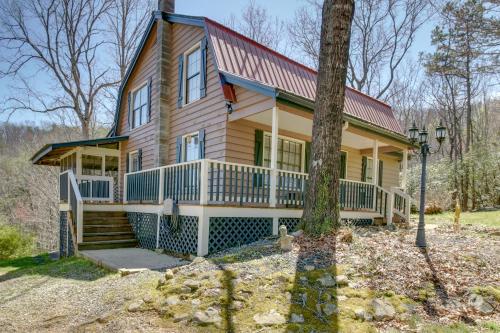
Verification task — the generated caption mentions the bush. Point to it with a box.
[0,224,34,259]
[425,203,443,215]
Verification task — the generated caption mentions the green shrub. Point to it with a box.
[0,224,34,259]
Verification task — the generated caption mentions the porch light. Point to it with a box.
[435,120,446,144]
[408,121,419,143]
[418,126,428,145]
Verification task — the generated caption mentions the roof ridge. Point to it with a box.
[203,17,391,109]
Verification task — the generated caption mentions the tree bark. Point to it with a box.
[302,0,355,235]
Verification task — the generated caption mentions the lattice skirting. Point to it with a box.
[128,212,158,249]
[208,217,273,254]
[59,211,74,257]
[159,215,198,255]
[278,217,302,232]
[341,218,373,226]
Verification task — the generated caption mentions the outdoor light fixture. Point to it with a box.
[408,120,447,248]
[225,100,233,114]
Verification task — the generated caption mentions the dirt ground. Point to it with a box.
[0,222,498,333]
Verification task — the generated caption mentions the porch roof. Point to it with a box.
[31,136,128,166]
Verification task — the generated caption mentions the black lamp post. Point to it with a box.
[408,120,446,247]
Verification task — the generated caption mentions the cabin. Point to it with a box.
[32,0,412,257]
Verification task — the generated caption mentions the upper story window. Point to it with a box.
[132,84,149,129]
[185,47,201,104]
[263,134,304,172]
[183,133,200,162]
[129,151,140,172]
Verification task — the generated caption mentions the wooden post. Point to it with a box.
[269,106,279,207]
[123,173,128,204]
[402,149,408,190]
[372,139,379,210]
[158,168,165,204]
[387,187,394,225]
[200,159,209,205]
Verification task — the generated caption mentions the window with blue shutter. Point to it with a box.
[177,55,184,108]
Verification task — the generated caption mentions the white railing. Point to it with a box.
[391,187,411,223]
[60,170,84,243]
[78,175,114,202]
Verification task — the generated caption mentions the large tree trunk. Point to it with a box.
[302,0,355,235]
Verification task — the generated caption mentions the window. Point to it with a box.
[129,151,140,172]
[183,133,199,162]
[105,156,119,176]
[363,157,383,186]
[185,47,201,104]
[82,154,102,176]
[132,84,148,128]
[263,134,304,172]
[365,158,374,183]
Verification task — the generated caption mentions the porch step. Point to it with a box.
[83,224,133,233]
[83,231,135,242]
[83,211,128,218]
[78,239,138,251]
[83,217,130,225]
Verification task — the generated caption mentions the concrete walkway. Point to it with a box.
[79,248,188,271]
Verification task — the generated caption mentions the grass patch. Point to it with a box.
[0,254,111,281]
[421,322,473,333]
[413,210,500,228]
[471,285,500,302]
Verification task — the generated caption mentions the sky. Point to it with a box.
[0,0,435,125]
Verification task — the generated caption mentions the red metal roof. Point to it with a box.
[205,18,404,135]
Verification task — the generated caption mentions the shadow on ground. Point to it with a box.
[0,254,111,283]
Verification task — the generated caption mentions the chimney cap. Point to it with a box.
[158,0,175,13]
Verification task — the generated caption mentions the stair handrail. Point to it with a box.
[67,170,84,243]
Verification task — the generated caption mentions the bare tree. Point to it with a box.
[0,0,117,138]
[289,0,430,100]
[226,0,288,53]
[302,0,355,234]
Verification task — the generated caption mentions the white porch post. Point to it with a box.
[387,188,394,226]
[269,106,279,207]
[401,149,408,190]
[199,159,209,205]
[372,140,379,186]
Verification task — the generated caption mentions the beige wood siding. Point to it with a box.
[166,24,227,164]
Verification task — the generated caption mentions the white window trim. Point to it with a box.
[130,80,149,131]
[182,132,200,162]
[128,150,139,172]
[263,132,306,173]
[183,42,202,107]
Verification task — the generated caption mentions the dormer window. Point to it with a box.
[185,47,201,104]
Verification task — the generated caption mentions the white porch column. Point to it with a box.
[269,106,279,207]
[372,139,379,186]
[401,149,408,190]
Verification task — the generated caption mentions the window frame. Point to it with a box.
[182,132,200,162]
[183,42,202,106]
[128,150,140,173]
[262,132,306,173]
[130,81,149,130]
[340,150,348,179]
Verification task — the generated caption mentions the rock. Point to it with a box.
[179,286,192,294]
[279,225,294,251]
[355,308,373,322]
[203,288,222,297]
[336,275,349,287]
[173,313,190,323]
[304,265,315,271]
[372,298,395,321]
[291,229,304,237]
[165,295,180,306]
[119,268,145,277]
[192,256,206,264]
[191,299,201,306]
[299,276,308,283]
[183,279,200,290]
[323,303,337,316]
[317,274,336,287]
[143,294,154,304]
[290,313,304,323]
[253,309,286,326]
[316,303,322,314]
[337,295,347,301]
[193,307,222,325]
[127,300,144,312]
[157,277,167,288]
[165,269,175,280]
[468,293,494,314]
[285,292,292,301]
[230,301,244,310]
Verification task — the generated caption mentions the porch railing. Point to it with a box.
[78,175,114,202]
[60,170,83,243]
[123,159,411,222]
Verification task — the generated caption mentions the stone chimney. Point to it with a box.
[158,0,175,13]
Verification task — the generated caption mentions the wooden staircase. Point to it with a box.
[78,211,138,250]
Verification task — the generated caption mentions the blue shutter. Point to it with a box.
[176,136,183,163]
[127,92,132,130]
[147,77,152,122]
[126,152,130,173]
[200,37,208,98]
[177,55,184,108]
[138,149,143,171]
[361,156,367,182]
[198,129,205,159]
[378,160,383,187]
